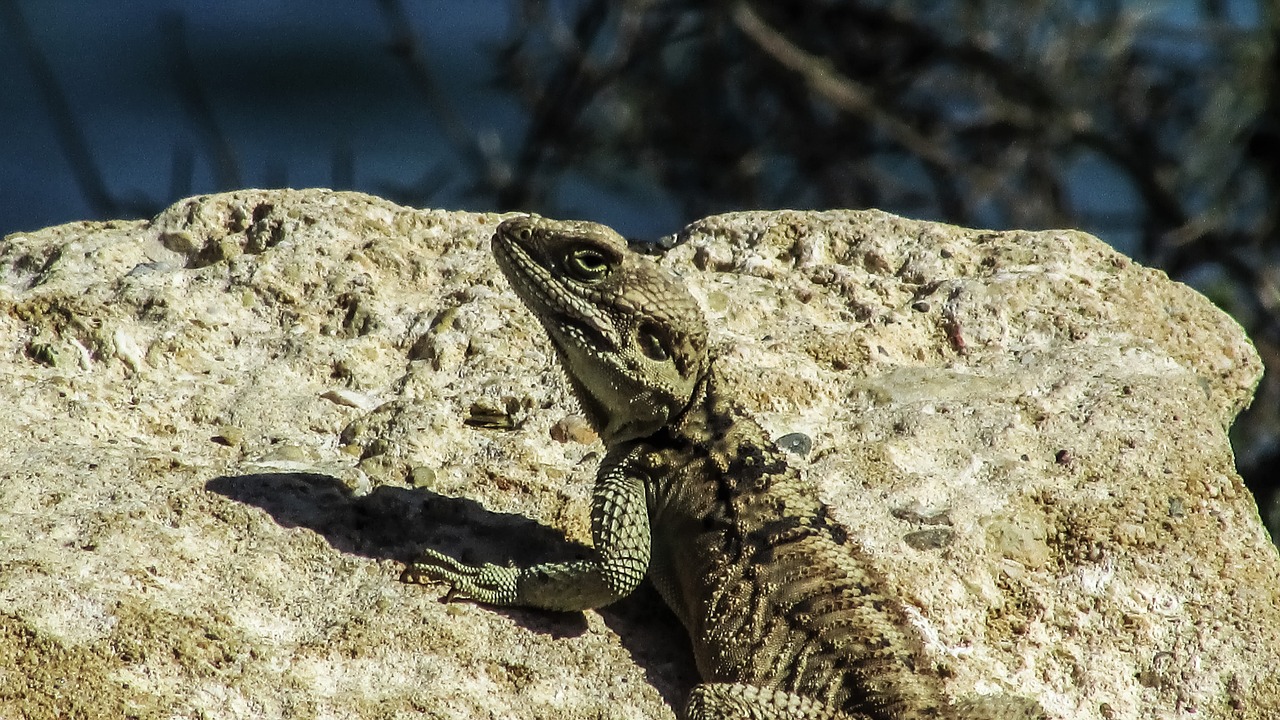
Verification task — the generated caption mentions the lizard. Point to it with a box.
[403,216,1030,719]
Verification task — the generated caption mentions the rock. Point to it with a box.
[0,190,1274,719]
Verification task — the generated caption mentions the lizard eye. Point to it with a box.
[638,323,670,362]
[565,247,611,282]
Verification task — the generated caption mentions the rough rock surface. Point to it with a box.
[0,188,1275,719]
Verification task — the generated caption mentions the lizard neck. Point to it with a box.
[662,364,722,446]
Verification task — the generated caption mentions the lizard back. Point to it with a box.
[637,365,950,719]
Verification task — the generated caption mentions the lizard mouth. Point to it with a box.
[544,309,618,354]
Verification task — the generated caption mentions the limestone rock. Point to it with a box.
[0,190,1274,719]
[671,212,1276,718]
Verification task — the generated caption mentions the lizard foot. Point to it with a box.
[401,548,519,605]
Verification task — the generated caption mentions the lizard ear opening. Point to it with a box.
[637,322,671,362]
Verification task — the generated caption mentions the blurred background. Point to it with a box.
[2,0,1276,537]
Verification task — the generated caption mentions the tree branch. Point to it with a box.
[732,2,954,170]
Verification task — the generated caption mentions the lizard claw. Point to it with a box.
[402,548,520,605]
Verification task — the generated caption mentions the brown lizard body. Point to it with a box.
[405,216,1039,719]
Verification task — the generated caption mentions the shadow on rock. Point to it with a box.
[205,472,588,568]
[600,580,700,711]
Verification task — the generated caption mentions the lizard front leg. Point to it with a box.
[404,466,650,612]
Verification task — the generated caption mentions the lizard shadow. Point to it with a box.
[206,472,696,709]
[205,471,589,638]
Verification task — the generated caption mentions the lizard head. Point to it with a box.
[492,215,709,444]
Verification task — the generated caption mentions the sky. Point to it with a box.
[0,1,681,237]
[0,0,1261,242]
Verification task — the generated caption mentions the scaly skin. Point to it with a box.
[404,216,1041,719]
